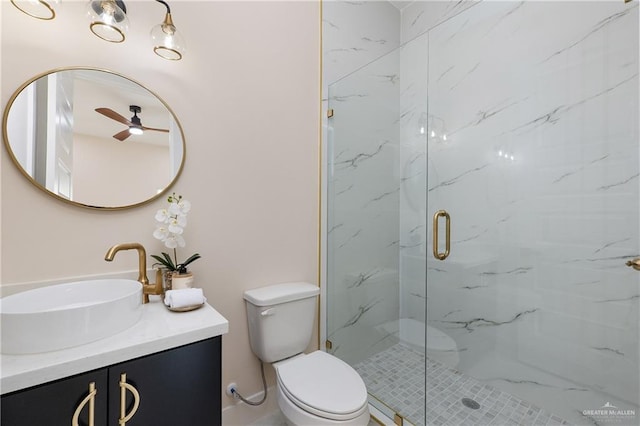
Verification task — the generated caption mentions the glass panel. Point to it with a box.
[426,2,639,426]
[326,47,400,365]
[326,28,430,424]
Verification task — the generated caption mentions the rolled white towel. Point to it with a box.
[164,288,206,309]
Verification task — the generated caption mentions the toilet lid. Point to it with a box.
[276,351,368,420]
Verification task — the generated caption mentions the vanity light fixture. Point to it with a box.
[12,0,186,60]
[87,0,129,43]
[10,0,59,20]
[150,0,186,60]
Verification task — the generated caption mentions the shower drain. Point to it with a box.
[461,398,481,410]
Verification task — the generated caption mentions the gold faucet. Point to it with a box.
[104,243,163,303]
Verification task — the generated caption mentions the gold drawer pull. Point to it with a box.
[119,373,140,426]
[72,382,96,426]
[433,210,451,260]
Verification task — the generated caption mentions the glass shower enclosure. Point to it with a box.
[325,30,428,425]
[324,1,639,425]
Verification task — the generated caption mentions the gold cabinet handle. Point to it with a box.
[72,382,96,426]
[119,373,140,426]
[432,210,451,260]
[626,258,640,271]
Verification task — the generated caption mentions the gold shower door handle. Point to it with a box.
[119,373,140,426]
[432,210,451,260]
[626,258,640,271]
[72,382,96,426]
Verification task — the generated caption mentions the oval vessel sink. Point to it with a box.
[0,279,142,354]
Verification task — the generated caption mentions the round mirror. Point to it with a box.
[2,67,185,210]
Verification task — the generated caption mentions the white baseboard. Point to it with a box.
[222,385,280,426]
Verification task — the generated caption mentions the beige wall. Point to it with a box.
[73,134,170,207]
[1,0,320,418]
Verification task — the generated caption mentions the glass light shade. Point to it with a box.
[129,126,143,135]
[150,15,186,61]
[11,0,60,20]
[87,0,129,43]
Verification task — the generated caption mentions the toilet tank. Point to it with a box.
[244,282,319,363]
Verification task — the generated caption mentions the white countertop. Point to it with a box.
[1,298,229,395]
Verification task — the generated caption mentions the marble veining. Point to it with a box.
[597,172,639,191]
[592,347,625,357]
[401,0,479,43]
[450,97,527,136]
[488,378,590,394]
[329,93,369,103]
[499,72,638,142]
[449,61,480,91]
[428,164,490,192]
[552,154,610,184]
[324,1,639,424]
[363,188,399,208]
[438,308,539,333]
[592,237,631,254]
[452,228,489,244]
[341,300,381,329]
[334,140,392,169]
[542,5,638,64]
[595,294,640,304]
[337,229,362,249]
[479,266,532,276]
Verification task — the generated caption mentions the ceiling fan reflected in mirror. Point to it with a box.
[95,105,169,141]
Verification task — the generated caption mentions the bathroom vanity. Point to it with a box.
[0,300,228,426]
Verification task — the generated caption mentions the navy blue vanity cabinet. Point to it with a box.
[108,336,221,426]
[1,336,222,426]
[1,368,108,425]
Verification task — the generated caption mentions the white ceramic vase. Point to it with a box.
[170,272,194,290]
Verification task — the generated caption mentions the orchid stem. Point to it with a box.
[173,248,178,269]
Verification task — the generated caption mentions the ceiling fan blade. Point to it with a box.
[113,129,131,141]
[95,108,132,126]
[141,126,170,133]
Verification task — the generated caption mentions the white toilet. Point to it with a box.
[244,282,370,426]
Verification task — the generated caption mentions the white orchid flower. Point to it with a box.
[153,225,169,241]
[169,199,191,216]
[155,208,170,223]
[168,219,184,234]
[152,193,199,273]
[164,236,178,249]
[164,234,186,249]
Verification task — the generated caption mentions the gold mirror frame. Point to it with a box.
[2,67,186,210]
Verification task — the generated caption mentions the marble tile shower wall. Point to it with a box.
[323,0,481,363]
[326,49,402,365]
[425,0,639,422]
[325,1,639,421]
[323,1,400,87]
[398,30,428,323]
[398,0,479,325]
[324,2,402,364]
[401,1,478,44]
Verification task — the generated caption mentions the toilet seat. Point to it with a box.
[275,351,368,421]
